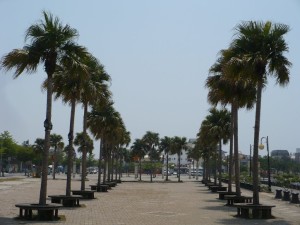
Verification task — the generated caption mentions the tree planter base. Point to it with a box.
[15,203,61,221]
[234,203,275,219]
[275,189,282,199]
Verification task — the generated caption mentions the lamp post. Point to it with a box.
[249,145,254,177]
[259,136,271,192]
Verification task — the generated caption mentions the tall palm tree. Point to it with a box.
[1,11,88,204]
[87,101,122,184]
[171,136,187,182]
[50,56,89,196]
[141,131,160,182]
[230,21,291,204]
[74,132,94,155]
[206,51,256,194]
[202,108,231,186]
[131,138,146,181]
[50,134,63,179]
[159,136,172,181]
[79,55,111,190]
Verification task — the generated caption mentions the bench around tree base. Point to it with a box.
[233,203,275,219]
[218,191,238,200]
[224,195,253,206]
[71,190,95,199]
[210,186,227,192]
[48,195,81,207]
[90,184,109,192]
[15,203,61,220]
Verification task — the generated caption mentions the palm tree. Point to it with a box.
[159,136,172,181]
[50,56,89,196]
[206,50,256,194]
[141,131,160,182]
[74,132,94,155]
[79,55,111,190]
[131,138,146,181]
[87,101,122,185]
[230,21,291,204]
[171,136,187,182]
[32,138,45,178]
[50,134,63,179]
[1,11,88,204]
[201,108,230,186]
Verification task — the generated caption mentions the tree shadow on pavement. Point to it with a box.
[0,217,18,225]
[202,205,236,212]
[217,218,293,225]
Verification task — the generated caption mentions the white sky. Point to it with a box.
[1,0,300,157]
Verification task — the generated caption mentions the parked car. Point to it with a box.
[163,170,172,176]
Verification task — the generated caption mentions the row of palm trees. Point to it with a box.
[131,131,188,182]
[1,11,130,205]
[196,21,291,205]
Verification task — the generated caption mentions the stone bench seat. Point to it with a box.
[209,186,227,192]
[71,190,95,199]
[15,203,60,220]
[217,191,238,200]
[224,195,253,206]
[90,184,109,192]
[48,195,81,207]
[233,203,275,219]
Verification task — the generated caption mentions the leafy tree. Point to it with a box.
[230,21,291,204]
[159,136,173,181]
[50,133,63,179]
[171,136,187,182]
[1,11,88,204]
[141,131,160,182]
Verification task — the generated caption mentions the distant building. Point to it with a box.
[295,148,300,162]
[271,150,290,159]
[164,138,196,166]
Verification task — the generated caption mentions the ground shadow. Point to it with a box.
[0,217,15,225]
[217,217,292,225]
[202,205,236,212]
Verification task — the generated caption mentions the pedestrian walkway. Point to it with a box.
[0,174,299,224]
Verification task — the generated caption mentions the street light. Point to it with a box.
[249,144,253,177]
[259,136,271,192]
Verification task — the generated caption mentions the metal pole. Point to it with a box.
[249,144,252,177]
[267,136,271,192]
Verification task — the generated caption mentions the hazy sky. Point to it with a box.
[1,0,299,157]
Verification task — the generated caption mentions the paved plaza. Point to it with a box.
[0,173,300,225]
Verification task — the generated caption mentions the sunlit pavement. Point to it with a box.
[0,173,300,225]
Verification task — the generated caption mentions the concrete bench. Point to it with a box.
[48,195,81,207]
[15,203,60,220]
[224,195,253,206]
[233,203,275,219]
[71,190,95,199]
[90,184,109,192]
[105,182,117,188]
[210,186,227,193]
[217,191,238,200]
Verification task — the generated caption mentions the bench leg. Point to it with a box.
[19,208,23,218]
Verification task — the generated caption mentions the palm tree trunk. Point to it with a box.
[52,145,57,180]
[178,153,181,182]
[66,99,76,196]
[139,159,142,181]
[214,152,217,185]
[253,81,263,205]
[39,75,53,205]
[166,152,169,181]
[97,140,102,186]
[233,104,241,196]
[81,103,88,190]
[218,140,222,186]
[228,105,234,192]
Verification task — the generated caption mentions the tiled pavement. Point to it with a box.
[0,174,300,225]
